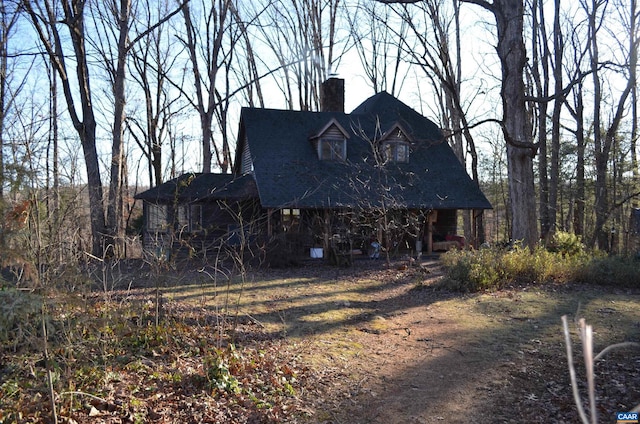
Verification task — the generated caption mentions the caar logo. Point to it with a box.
[617,412,639,423]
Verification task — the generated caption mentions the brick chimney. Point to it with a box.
[320,77,345,112]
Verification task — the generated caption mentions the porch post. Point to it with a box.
[427,210,438,254]
[323,209,330,253]
[267,208,273,237]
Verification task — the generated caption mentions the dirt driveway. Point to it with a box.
[163,257,640,423]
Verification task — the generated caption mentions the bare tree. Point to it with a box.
[24,0,186,257]
[23,0,108,256]
[92,0,187,255]
[128,1,186,187]
[0,1,22,201]
[179,0,234,173]
[584,0,637,249]
[347,0,410,95]
[530,0,550,240]
[0,1,24,202]
[255,0,345,111]
[631,0,640,206]
[44,19,62,259]
[461,0,538,248]
[563,14,590,238]
[87,0,134,256]
[529,0,565,242]
[548,0,564,239]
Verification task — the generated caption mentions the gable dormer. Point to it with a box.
[310,118,350,161]
[380,122,412,163]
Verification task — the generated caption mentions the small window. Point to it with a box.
[319,138,346,160]
[177,204,202,232]
[147,203,168,231]
[383,142,410,163]
[190,204,202,232]
[281,208,300,231]
[177,205,189,230]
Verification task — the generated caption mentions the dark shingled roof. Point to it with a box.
[134,173,257,202]
[237,91,491,210]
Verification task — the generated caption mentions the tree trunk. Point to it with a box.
[0,6,6,202]
[548,0,563,236]
[83,126,108,257]
[106,0,131,257]
[588,0,636,249]
[462,0,538,247]
[495,0,538,247]
[628,0,638,210]
[531,0,550,240]
[0,39,5,202]
[588,0,608,249]
[573,85,586,236]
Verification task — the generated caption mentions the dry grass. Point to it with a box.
[1,258,639,423]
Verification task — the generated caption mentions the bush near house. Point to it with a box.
[438,232,639,292]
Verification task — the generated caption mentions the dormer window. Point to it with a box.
[383,141,410,163]
[319,138,346,160]
[310,118,350,161]
[380,123,413,163]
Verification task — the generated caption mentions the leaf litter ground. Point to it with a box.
[1,258,639,423]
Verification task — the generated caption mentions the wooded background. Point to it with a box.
[0,0,637,260]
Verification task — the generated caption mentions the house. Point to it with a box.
[135,78,492,262]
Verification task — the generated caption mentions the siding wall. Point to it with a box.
[241,137,253,174]
[142,199,264,259]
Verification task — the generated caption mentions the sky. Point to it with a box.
[6,0,635,190]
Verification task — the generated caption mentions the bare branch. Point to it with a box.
[126,0,189,51]
[561,315,590,424]
[460,0,495,13]
[524,70,592,102]
[375,0,423,3]
[594,341,640,361]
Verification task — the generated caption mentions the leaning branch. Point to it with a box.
[126,0,191,52]
[524,69,592,103]
[441,118,503,137]
[442,117,539,153]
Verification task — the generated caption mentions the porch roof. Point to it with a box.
[134,173,258,203]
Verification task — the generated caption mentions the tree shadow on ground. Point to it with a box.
[107,258,640,423]
[327,283,640,424]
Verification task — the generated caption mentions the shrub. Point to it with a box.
[0,288,52,351]
[204,347,241,394]
[438,243,591,292]
[575,255,640,288]
[439,249,504,292]
[548,231,585,256]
